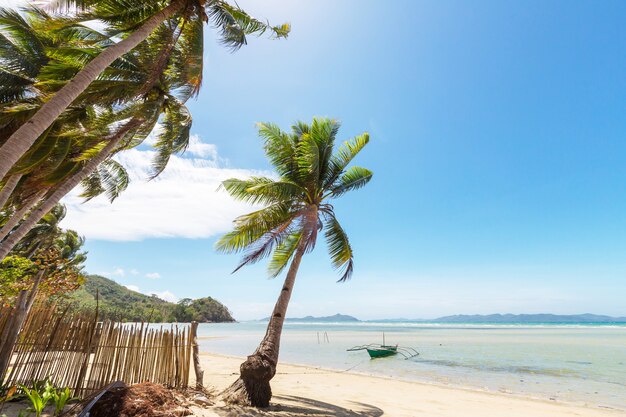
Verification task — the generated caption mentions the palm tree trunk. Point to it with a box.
[0,174,22,210]
[0,189,46,242]
[0,0,186,183]
[222,233,310,407]
[0,119,140,261]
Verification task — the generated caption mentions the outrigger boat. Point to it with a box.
[347,333,419,359]
[366,344,398,358]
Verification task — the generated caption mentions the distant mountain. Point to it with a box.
[258,313,626,324]
[69,275,235,323]
[431,313,626,323]
[261,313,360,322]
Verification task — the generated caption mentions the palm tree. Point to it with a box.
[0,0,289,182]
[216,117,373,407]
[0,12,210,259]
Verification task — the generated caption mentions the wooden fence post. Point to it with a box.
[191,321,204,390]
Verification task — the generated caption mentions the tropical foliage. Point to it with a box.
[0,204,86,306]
[218,117,372,407]
[70,274,235,322]
[173,297,235,322]
[0,1,289,261]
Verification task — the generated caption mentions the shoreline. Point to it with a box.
[197,351,626,416]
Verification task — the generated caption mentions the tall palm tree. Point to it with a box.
[216,118,373,407]
[0,11,202,259]
[0,0,289,182]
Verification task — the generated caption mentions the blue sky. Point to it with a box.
[53,0,626,319]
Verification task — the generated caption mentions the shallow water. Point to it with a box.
[197,321,626,410]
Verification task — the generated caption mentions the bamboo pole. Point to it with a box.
[191,321,204,390]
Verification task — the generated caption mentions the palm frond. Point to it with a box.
[323,213,354,282]
[310,117,339,186]
[329,166,372,198]
[79,158,129,202]
[149,98,191,178]
[206,1,289,51]
[215,202,300,254]
[267,230,302,277]
[258,122,299,180]
[295,132,320,191]
[231,219,295,273]
[221,177,305,205]
[324,132,369,187]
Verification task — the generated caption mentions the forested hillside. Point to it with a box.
[70,275,235,323]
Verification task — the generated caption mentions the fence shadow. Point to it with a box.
[214,395,384,417]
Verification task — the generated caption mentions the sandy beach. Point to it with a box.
[195,353,626,417]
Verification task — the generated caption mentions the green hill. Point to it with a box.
[69,275,235,323]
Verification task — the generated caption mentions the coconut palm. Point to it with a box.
[0,7,127,207]
[216,117,373,407]
[0,11,203,260]
[0,0,289,182]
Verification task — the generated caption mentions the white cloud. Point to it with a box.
[61,140,266,241]
[152,290,178,303]
[130,269,139,275]
[123,285,177,303]
[0,0,26,8]
[109,268,125,277]
[145,272,161,279]
[186,134,218,159]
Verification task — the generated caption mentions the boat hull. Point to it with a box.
[366,348,397,358]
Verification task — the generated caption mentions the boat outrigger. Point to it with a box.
[347,333,419,359]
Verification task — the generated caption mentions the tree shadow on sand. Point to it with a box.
[213,395,384,417]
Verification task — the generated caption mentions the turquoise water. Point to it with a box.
[197,321,626,410]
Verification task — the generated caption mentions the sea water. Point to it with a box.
[196,321,626,411]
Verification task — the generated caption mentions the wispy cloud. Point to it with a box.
[61,137,266,241]
[123,285,178,303]
[145,272,161,279]
[186,134,218,159]
[152,290,178,303]
[110,268,126,277]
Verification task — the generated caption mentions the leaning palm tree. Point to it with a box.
[0,0,289,182]
[216,117,372,407]
[0,10,202,260]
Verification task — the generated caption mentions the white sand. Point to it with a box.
[2,353,622,417]
[194,353,626,417]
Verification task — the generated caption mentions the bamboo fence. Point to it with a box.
[0,304,194,397]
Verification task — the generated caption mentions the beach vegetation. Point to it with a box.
[217,117,372,407]
[0,3,289,262]
[51,386,74,416]
[0,0,289,185]
[68,274,235,322]
[21,382,53,417]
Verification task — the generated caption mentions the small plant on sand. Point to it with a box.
[217,117,372,407]
[51,386,74,416]
[21,382,53,417]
